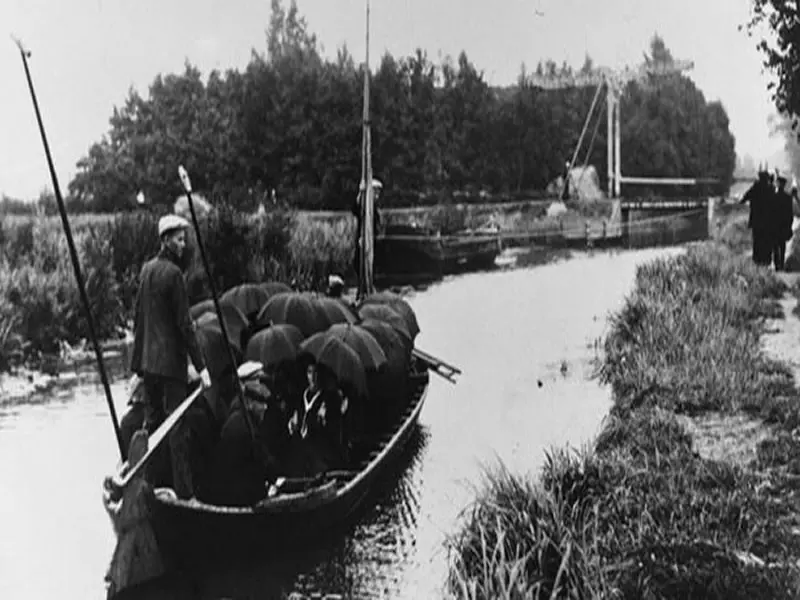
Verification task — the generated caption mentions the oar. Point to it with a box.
[110,360,264,493]
[412,347,461,384]
[177,166,258,444]
[12,36,124,458]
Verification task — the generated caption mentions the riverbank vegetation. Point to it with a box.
[447,239,800,598]
[0,207,347,371]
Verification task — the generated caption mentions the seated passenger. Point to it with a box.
[285,363,348,477]
[199,385,280,506]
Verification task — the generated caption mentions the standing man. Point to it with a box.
[740,169,773,266]
[772,175,794,271]
[351,178,383,278]
[130,214,211,499]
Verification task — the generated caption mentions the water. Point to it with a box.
[0,245,685,599]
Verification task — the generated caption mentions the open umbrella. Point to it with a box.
[195,314,243,378]
[357,304,412,345]
[298,336,367,399]
[359,318,409,371]
[220,283,272,322]
[359,292,420,339]
[190,299,215,321]
[260,281,292,298]
[304,324,387,372]
[255,292,328,338]
[245,324,305,370]
[315,296,358,328]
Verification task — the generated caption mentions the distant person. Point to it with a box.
[130,214,212,500]
[352,178,383,277]
[740,170,773,266]
[772,175,794,271]
[326,274,345,299]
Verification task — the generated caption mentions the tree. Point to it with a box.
[744,2,800,126]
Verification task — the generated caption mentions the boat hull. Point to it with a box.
[147,371,430,569]
[375,224,501,282]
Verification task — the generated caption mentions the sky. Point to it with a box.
[0,0,787,201]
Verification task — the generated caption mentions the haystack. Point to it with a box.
[546,166,606,202]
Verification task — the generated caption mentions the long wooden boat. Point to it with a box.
[375,222,502,282]
[138,369,429,569]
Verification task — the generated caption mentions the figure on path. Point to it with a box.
[130,214,212,500]
[740,169,774,266]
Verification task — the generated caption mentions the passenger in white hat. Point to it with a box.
[326,274,345,298]
[129,212,211,499]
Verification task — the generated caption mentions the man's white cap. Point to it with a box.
[359,178,383,191]
[328,274,345,288]
[158,214,190,237]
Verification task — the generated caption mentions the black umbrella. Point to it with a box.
[195,314,243,378]
[245,324,305,370]
[304,324,387,372]
[359,292,420,339]
[298,335,367,399]
[255,292,328,338]
[359,318,410,373]
[220,283,272,323]
[315,296,359,328]
[190,299,215,321]
[357,304,413,345]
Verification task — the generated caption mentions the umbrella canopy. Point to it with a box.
[359,318,410,372]
[255,292,328,337]
[260,281,292,297]
[357,304,412,345]
[195,314,243,378]
[190,299,215,321]
[245,324,305,370]
[298,336,367,399]
[305,324,387,372]
[315,296,358,328]
[359,292,420,339]
[220,283,272,322]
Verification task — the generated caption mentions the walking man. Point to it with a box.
[130,214,211,499]
[740,169,773,266]
[772,175,794,271]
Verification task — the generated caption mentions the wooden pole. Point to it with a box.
[177,167,257,443]
[13,37,124,459]
[613,93,621,198]
[358,0,375,300]
[606,87,614,198]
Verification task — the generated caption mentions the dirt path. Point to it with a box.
[679,272,800,467]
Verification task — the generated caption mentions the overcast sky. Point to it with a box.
[0,0,785,200]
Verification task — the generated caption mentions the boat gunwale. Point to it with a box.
[154,371,430,516]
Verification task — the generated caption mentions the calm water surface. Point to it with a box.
[0,245,684,599]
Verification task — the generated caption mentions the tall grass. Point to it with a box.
[0,206,351,370]
[447,241,800,599]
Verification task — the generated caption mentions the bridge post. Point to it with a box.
[706,197,716,240]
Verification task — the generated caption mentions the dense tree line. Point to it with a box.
[67,0,737,212]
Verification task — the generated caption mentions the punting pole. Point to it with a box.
[13,36,124,459]
[358,0,375,301]
[177,167,257,443]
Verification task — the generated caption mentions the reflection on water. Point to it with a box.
[0,245,684,599]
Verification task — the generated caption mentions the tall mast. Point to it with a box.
[358,0,375,300]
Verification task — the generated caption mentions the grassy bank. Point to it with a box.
[446,239,800,598]
[0,205,351,372]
